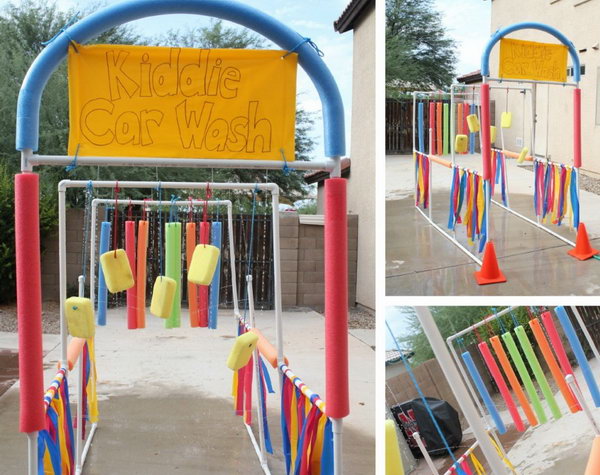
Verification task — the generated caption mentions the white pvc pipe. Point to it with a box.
[413,431,438,475]
[59,180,280,193]
[567,374,600,436]
[332,418,343,475]
[414,307,509,474]
[27,432,37,475]
[76,275,85,474]
[58,189,68,366]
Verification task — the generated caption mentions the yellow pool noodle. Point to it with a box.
[65,297,95,338]
[490,126,497,143]
[466,114,480,133]
[150,276,177,319]
[455,134,468,154]
[501,111,512,128]
[227,332,259,371]
[517,147,529,164]
[99,249,134,293]
[385,419,404,475]
[188,244,221,286]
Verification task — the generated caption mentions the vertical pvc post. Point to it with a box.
[413,432,437,475]
[415,307,509,474]
[89,202,97,317]
[76,275,84,473]
[227,202,240,318]
[15,173,44,475]
[574,88,582,169]
[58,188,68,364]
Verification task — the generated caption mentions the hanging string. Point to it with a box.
[169,194,178,222]
[157,183,163,278]
[142,199,149,221]
[113,181,120,257]
[247,185,259,278]
[80,180,93,284]
[127,199,133,221]
[510,311,520,328]
[203,183,212,224]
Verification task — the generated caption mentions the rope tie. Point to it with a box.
[65,143,80,172]
[41,12,80,46]
[280,148,294,176]
[169,194,179,222]
[282,37,324,58]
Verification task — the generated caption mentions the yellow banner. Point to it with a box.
[499,38,568,83]
[68,44,297,160]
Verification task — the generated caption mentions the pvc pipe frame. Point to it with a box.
[59,180,284,475]
[414,307,509,474]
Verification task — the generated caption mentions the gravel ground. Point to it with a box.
[522,164,600,194]
[349,305,376,329]
[0,302,61,334]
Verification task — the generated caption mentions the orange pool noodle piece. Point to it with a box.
[249,328,289,368]
[136,221,148,329]
[100,249,134,293]
[530,318,581,413]
[585,436,600,475]
[58,337,86,371]
[186,223,199,327]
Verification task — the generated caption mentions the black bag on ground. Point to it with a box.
[390,397,462,458]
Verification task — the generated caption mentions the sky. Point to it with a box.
[435,0,492,77]
[385,306,418,350]
[3,0,354,158]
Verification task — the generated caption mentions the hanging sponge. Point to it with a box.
[188,244,221,285]
[490,126,497,144]
[65,297,95,338]
[227,331,259,371]
[466,114,480,133]
[99,249,134,293]
[454,134,468,154]
[150,276,177,319]
[385,419,405,475]
[501,111,512,128]
[517,147,529,164]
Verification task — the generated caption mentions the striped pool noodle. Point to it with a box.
[429,102,436,152]
[555,306,600,407]
[208,222,222,329]
[529,318,580,413]
[165,222,182,328]
[515,325,562,420]
[490,335,538,426]
[461,350,506,434]
[443,103,449,155]
[96,221,111,326]
[502,331,547,424]
[198,222,211,327]
[478,341,525,431]
[125,221,137,330]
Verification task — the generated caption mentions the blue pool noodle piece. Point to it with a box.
[96,221,111,326]
[208,222,222,329]
[555,306,600,407]
[462,350,506,434]
[417,102,424,153]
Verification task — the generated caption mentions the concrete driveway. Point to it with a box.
[0,309,375,474]
[387,154,600,295]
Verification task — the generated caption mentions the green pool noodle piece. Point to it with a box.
[502,331,547,424]
[514,326,562,420]
[443,103,449,155]
[165,222,182,329]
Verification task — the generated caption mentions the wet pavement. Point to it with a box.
[0,309,375,474]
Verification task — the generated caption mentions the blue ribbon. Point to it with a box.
[570,168,580,228]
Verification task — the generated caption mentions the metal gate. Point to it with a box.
[386,98,414,155]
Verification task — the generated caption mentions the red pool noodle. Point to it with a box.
[325,178,349,419]
[478,341,525,431]
[136,221,148,329]
[125,221,137,330]
[574,88,582,168]
[186,222,199,327]
[480,84,492,180]
[15,173,45,433]
[198,222,210,327]
[429,102,435,152]
[541,311,581,392]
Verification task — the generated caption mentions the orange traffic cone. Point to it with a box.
[584,436,600,475]
[568,223,599,260]
[474,241,507,285]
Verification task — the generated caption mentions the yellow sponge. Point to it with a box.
[150,276,176,318]
[517,147,529,164]
[490,126,497,144]
[65,297,95,338]
[454,134,468,153]
[227,332,259,371]
[188,245,220,285]
[466,114,480,133]
[100,249,134,293]
[501,111,512,128]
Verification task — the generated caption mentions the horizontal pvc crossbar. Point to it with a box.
[481,22,580,82]
[26,153,336,172]
[92,198,232,209]
[16,0,345,157]
[59,180,279,194]
[280,363,326,414]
